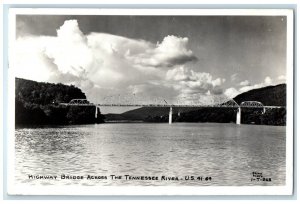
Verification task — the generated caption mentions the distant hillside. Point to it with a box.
[104,84,286,125]
[233,84,286,106]
[15,78,104,125]
[105,107,201,121]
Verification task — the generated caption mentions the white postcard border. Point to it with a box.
[6,8,294,196]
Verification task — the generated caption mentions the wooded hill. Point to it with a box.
[233,84,286,106]
[15,78,104,125]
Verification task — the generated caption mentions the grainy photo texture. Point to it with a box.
[8,9,294,195]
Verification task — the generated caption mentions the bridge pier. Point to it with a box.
[95,106,98,119]
[169,107,173,124]
[236,107,241,125]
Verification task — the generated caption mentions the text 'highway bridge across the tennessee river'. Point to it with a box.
[60,98,285,125]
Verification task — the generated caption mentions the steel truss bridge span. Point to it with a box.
[60,99,285,124]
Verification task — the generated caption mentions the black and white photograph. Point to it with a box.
[7,9,294,195]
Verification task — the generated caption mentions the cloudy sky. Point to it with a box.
[13,15,287,107]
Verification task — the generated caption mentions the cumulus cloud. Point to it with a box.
[224,87,240,98]
[264,76,272,85]
[13,36,58,81]
[165,66,226,103]
[128,35,197,68]
[212,78,226,87]
[239,76,273,93]
[44,20,92,77]
[276,75,287,84]
[12,19,228,106]
[225,76,276,99]
[12,20,195,100]
[277,75,286,81]
[127,83,179,104]
[239,80,250,86]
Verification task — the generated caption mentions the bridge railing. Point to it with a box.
[240,101,264,108]
[59,98,285,109]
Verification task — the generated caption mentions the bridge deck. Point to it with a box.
[59,103,284,109]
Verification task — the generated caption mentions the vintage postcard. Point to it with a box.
[6,8,294,195]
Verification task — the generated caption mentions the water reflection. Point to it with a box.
[15,123,286,186]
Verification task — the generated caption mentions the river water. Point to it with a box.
[15,123,286,186]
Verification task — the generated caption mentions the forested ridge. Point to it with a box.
[15,78,104,125]
[16,77,87,105]
[233,84,286,106]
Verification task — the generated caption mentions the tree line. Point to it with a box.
[15,78,105,125]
